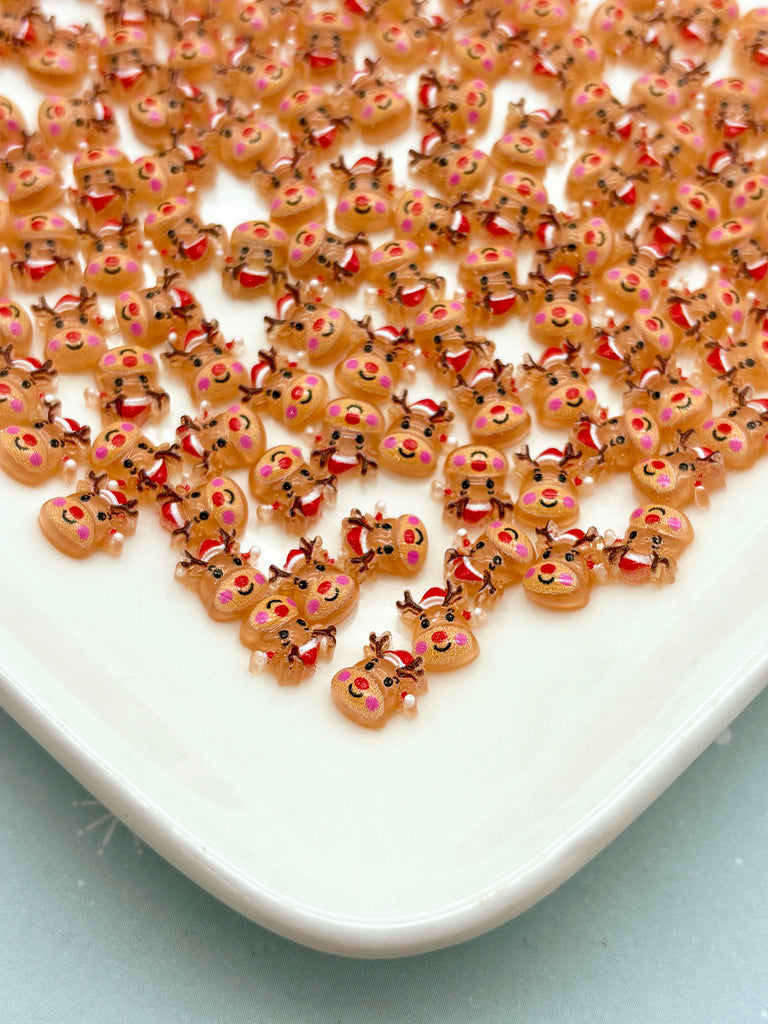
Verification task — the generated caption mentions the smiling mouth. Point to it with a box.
[103,265,122,275]
[539,498,558,507]
[321,587,340,603]
[65,338,84,349]
[620,281,636,292]
[566,396,584,408]
[397,447,416,458]
[551,317,569,327]
[537,573,556,584]
[236,582,254,597]
[433,641,452,652]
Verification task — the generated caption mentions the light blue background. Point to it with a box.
[2,690,767,1024]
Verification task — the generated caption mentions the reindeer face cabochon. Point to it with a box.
[39,474,137,558]
[0,300,33,349]
[331,632,427,729]
[277,540,360,628]
[0,408,88,485]
[176,534,269,622]
[514,446,583,527]
[159,475,249,544]
[398,585,479,673]
[522,526,598,611]
[378,394,453,478]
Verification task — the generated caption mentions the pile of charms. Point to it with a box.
[2,0,768,729]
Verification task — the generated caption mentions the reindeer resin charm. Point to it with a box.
[631,432,726,508]
[89,420,181,498]
[239,595,337,683]
[521,523,601,611]
[331,632,427,729]
[175,403,266,472]
[513,444,586,529]
[334,320,414,404]
[246,347,329,431]
[378,391,453,478]
[311,397,385,477]
[340,508,429,579]
[519,346,598,428]
[114,270,205,348]
[330,153,396,234]
[396,582,479,673]
[453,361,531,448]
[444,519,535,605]
[269,536,360,628]
[176,530,270,622]
[157,474,249,545]
[600,504,695,586]
[223,220,288,297]
[39,471,138,559]
[439,444,515,525]
[0,345,57,427]
[0,398,89,485]
[249,444,335,526]
[33,290,108,372]
[569,408,661,476]
[90,345,169,425]
[265,284,367,366]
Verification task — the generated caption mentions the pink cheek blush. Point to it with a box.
[419,451,432,464]
[77,525,90,540]
[365,695,380,711]
[217,590,233,605]
[415,640,428,655]
[563,496,575,509]
[522,491,536,505]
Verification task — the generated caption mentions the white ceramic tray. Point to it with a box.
[4,415,768,958]
[2,3,768,958]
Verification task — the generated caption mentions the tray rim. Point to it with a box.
[2,640,764,958]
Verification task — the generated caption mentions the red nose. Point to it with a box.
[541,487,558,499]
[565,386,580,399]
[105,255,120,267]
[317,580,333,594]
[431,629,448,643]
[401,437,418,451]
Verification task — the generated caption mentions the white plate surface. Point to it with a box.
[4,455,768,957]
[1,4,767,958]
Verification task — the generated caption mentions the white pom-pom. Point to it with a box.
[248,650,268,674]
[108,531,125,555]
[402,693,417,718]
[430,478,445,501]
